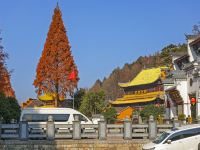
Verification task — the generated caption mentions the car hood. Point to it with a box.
[143,142,157,149]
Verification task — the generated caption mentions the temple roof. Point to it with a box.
[118,67,164,88]
[38,93,65,101]
[111,91,164,105]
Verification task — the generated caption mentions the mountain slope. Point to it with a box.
[90,44,187,101]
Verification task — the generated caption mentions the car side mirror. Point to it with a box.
[167,140,171,144]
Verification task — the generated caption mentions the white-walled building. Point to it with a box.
[164,34,200,120]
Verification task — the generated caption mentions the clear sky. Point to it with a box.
[0,0,200,103]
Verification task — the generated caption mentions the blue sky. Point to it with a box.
[0,0,200,103]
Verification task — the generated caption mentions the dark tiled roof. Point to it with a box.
[185,34,199,40]
[114,107,127,113]
[162,78,174,84]
[171,52,188,57]
[183,62,194,70]
[25,99,44,108]
[189,35,200,46]
[173,54,189,63]
[171,70,187,79]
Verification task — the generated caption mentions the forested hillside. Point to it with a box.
[89,44,187,101]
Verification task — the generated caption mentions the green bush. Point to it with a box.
[140,104,165,121]
[102,106,117,124]
[0,93,21,123]
[79,91,105,117]
[178,114,186,121]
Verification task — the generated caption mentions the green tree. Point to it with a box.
[0,93,21,123]
[140,104,165,121]
[74,88,86,110]
[79,91,105,117]
[160,44,187,65]
[102,106,117,124]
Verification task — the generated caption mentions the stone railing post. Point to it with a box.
[47,115,55,140]
[98,116,106,140]
[148,115,157,140]
[20,119,28,140]
[73,115,81,140]
[138,115,142,124]
[173,116,180,128]
[123,116,132,140]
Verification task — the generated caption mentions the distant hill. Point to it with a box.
[89,44,187,101]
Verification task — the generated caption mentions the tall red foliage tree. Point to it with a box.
[33,5,79,107]
[0,35,15,97]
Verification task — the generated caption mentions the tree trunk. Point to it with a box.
[55,84,59,107]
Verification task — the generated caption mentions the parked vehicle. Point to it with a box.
[142,124,200,150]
[20,108,93,124]
[91,114,102,124]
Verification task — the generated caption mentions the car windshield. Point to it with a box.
[153,132,170,144]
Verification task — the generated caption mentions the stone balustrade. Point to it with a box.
[0,115,181,141]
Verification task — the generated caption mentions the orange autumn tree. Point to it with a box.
[0,35,15,97]
[33,5,79,107]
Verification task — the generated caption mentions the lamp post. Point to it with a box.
[73,91,74,109]
[72,87,77,110]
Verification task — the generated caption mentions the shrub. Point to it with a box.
[178,114,186,121]
[140,105,165,121]
[102,106,117,124]
[0,93,21,123]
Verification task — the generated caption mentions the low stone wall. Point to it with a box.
[0,139,149,150]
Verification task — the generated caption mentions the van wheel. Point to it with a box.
[198,143,200,150]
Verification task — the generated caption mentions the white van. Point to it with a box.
[20,108,93,124]
[142,124,200,150]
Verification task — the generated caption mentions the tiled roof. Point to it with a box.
[118,67,163,87]
[183,62,194,70]
[185,34,199,40]
[111,91,164,105]
[38,93,65,101]
[171,70,187,79]
[162,78,174,84]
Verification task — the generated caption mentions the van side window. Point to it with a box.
[23,114,70,122]
[73,114,88,122]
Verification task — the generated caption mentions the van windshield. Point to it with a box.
[153,132,170,144]
[22,114,70,122]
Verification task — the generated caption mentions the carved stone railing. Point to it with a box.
[0,115,184,141]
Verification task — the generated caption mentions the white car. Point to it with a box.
[142,124,200,150]
[20,107,93,124]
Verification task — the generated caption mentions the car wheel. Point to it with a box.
[198,143,200,150]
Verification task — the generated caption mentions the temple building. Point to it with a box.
[21,94,68,108]
[111,67,168,117]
